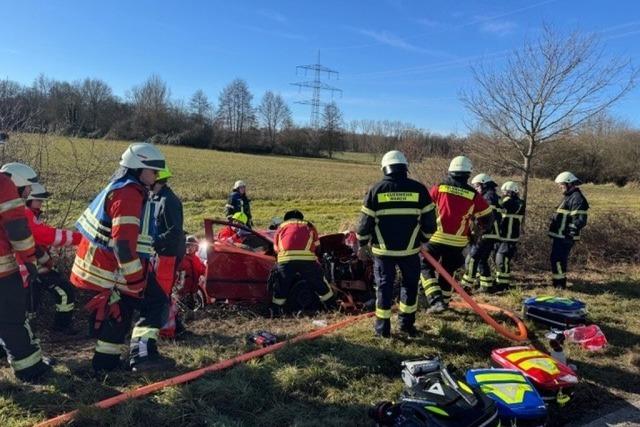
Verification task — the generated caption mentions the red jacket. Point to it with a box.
[70,183,148,296]
[216,225,243,244]
[0,174,36,278]
[25,207,81,272]
[273,220,319,263]
[429,179,492,247]
[177,252,206,295]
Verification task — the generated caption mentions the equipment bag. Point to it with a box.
[369,358,500,426]
[523,296,587,329]
[465,368,547,426]
[491,346,579,406]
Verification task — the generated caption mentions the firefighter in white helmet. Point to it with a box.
[420,156,494,313]
[0,162,51,382]
[461,173,502,292]
[548,172,589,288]
[71,142,175,373]
[225,180,252,227]
[494,181,525,290]
[357,150,436,337]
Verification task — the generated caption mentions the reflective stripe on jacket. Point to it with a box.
[429,178,492,247]
[498,196,525,242]
[0,174,36,277]
[548,188,589,241]
[356,174,436,257]
[274,220,320,263]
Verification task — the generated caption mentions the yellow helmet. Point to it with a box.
[231,212,248,225]
[156,167,172,181]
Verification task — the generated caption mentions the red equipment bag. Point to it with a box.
[491,346,579,406]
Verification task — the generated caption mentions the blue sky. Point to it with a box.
[2,0,639,134]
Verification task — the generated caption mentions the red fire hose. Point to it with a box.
[421,249,528,342]
[35,311,375,427]
[38,252,527,426]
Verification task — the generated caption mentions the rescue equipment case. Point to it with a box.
[491,346,579,405]
[523,296,587,329]
[369,358,500,426]
[465,368,547,426]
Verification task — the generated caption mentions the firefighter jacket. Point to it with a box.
[225,190,252,225]
[25,206,81,272]
[217,225,244,244]
[357,173,436,257]
[480,186,501,240]
[429,176,493,247]
[177,252,206,295]
[153,185,185,259]
[548,187,589,240]
[274,220,320,263]
[498,196,525,242]
[71,175,156,296]
[0,174,36,278]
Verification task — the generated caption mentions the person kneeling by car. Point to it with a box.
[270,210,335,314]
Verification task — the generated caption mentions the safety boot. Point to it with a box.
[374,319,391,338]
[426,301,447,314]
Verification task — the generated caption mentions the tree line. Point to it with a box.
[0,74,462,159]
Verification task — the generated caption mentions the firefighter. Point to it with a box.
[495,181,525,290]
[225,180,252,227]
[548,172,589,288]
[461,173,501,292]
[271,209,334,314]
[152,167,185,297]
[25,182,82,332]
[217,212,250,244]
[421,156,493,313]
[0,162,51,382]
[357,150,436,337]
[160,234,207,339]
[71,142,175,373]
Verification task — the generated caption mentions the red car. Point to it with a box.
[202,219,374,310]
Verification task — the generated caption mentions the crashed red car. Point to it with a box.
[201,219,375,310]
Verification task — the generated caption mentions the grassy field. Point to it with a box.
[1,135,639,426]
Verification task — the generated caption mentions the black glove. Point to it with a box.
[567,224,578,238]
[24,262,39,288]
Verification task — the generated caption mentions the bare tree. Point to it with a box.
[189,89,212,123]
[217,79,256,145]
[129,74,171,136]
[320,102,344,159]
[461,25,638,206]
[257,91,292,149]
[80,78,114,133]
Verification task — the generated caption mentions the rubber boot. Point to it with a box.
[53,312,79,335]
[374,318,391,338]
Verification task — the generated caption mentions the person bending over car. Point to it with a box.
[270,210,334,314]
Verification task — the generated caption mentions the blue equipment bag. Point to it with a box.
[523,296,587,329]
[466,368,547,426]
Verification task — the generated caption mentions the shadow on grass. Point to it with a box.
[572,277,640,300]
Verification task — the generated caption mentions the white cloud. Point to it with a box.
[479,20,517,36]
[352,28,458,59]
[256,9,287,24]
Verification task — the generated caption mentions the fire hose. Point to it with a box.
[421,249,528,342]
[37,252,526,426]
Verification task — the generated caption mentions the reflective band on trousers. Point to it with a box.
[318,288,334,302]
[272,296,286,306]
[375,307,392,319]
[11,349,42,371]
[96,340,123,355]
[398,301,417,314]
[53,286,74,313]
[131,326,159,340]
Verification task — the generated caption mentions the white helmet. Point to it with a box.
[501,181,520,194]
[554,171,580,185]
[0,162,38,187]
[471,173,493,185]
[448,155,472,173]
[27,182,50,201]
[380,150,408,170]
[233,180,247,190]
[119,143,166,171]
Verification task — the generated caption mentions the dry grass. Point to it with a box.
[1,134,639,426]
